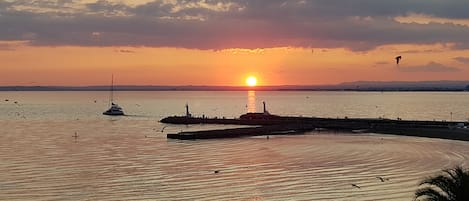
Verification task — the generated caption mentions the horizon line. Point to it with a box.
[2,79,469,88]
[1,82,469,92]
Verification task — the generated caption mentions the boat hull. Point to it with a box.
[102,111,124,116]
[102,104,124,116]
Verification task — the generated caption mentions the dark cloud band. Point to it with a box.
[1,0,469,51]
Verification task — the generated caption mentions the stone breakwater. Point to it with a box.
[161,115,469,141]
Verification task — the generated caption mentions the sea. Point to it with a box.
[0,91,468,201]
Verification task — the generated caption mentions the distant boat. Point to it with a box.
[103,74,124,116]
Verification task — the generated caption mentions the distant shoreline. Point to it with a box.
[1,80,469,91]
[0,86,467,92]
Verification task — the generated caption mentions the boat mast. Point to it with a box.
[109,74,114,107]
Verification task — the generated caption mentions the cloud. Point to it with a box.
[453,57,469,64]
[398,62,459,72]
[375,61,389,65]
[0,41,29,51]
[0,43,16,51]
[0,0,469,51]
[400,49,445,54]
[117,49,135,53]
[372,61,389,67]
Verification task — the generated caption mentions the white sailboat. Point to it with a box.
[103,74,124,116]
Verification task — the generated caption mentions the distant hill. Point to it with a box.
[1,80,469,91]
[337,80,469,91]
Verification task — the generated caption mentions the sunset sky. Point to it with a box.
[1,0,469,86]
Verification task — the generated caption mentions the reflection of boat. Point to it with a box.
[103,75,124,116]
[352,129,369,133]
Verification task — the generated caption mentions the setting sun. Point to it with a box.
[246,76,257,87]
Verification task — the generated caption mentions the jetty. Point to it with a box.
[166,124,314,140]
[162,103,469,141]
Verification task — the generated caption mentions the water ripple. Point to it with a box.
[1,120,469,200]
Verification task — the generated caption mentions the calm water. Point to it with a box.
[1,91,469,200]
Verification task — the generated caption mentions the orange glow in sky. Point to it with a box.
[0,44,469,86]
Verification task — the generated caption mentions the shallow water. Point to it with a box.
[1,91,468,200]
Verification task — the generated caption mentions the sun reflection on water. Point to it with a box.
[247,90,256,113]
